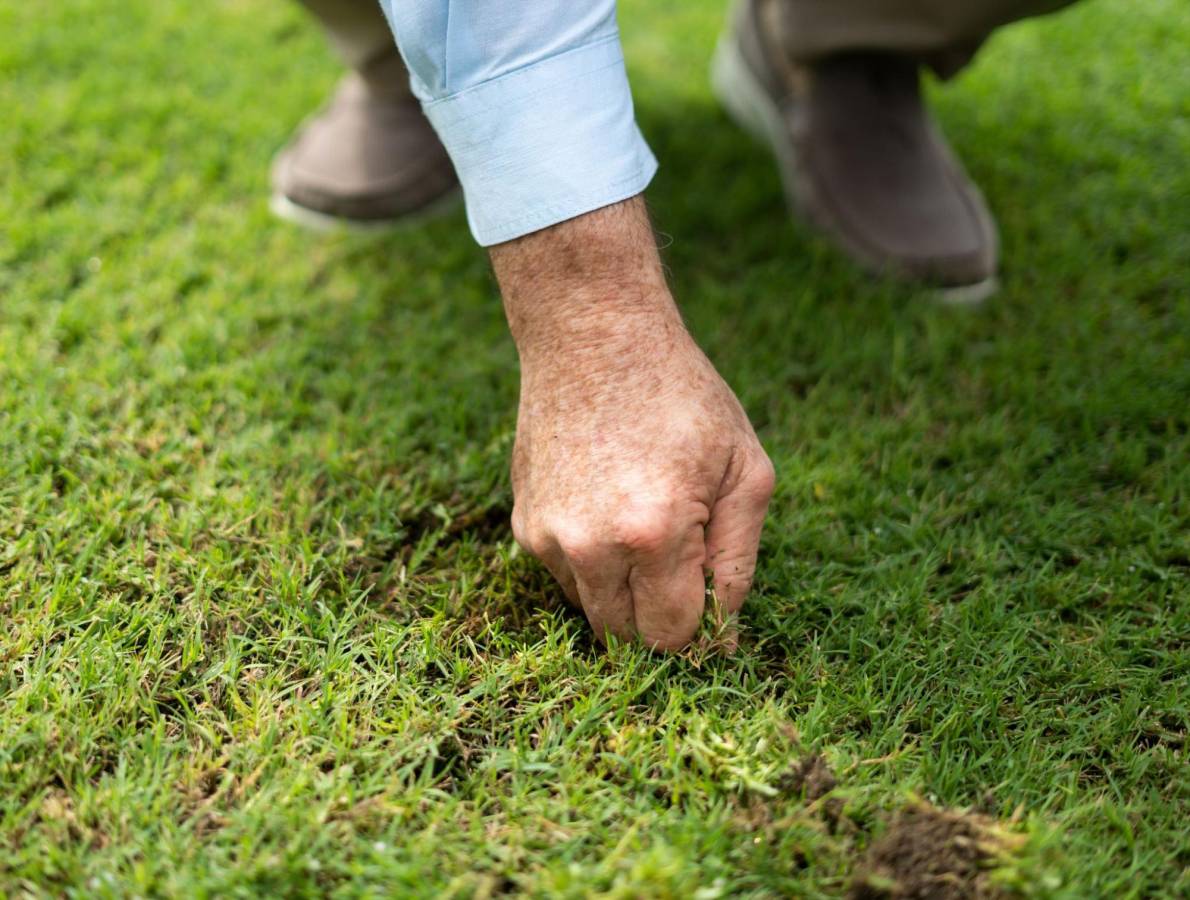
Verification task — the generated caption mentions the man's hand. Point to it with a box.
[491,198,774,651]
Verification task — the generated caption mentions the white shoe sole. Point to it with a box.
[711,30,998,307]
[269,185,462,235]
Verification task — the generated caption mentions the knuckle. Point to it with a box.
[552,522,606,566]
[611,508,673,556]
[744,453,777,501]
[510,507,529,543]
[511,507,549,557]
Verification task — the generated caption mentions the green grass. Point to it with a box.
[2,0,1188,896]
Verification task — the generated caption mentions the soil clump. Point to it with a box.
[849,803,1025,899]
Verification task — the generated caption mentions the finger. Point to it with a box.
[628,521,708,652]
[554,529,634,644]
[574,568,635,646]
[703,453,775,616]
[512,512,581,607]
[538,546,581,609]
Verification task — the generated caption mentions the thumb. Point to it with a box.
[703,452,775,615]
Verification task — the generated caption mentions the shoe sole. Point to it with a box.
[710,32,998,307]
[268,185,463,235]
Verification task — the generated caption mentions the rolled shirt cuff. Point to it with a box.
[419,35,658,246]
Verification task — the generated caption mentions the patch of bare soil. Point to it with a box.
[849,803,1026,900]
[786,753,839,801]
[777,753,845,830]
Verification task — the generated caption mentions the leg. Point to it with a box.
[714,0,1079,299]
[270,0,458,229]
[294,0,395,70]
[777,0,1078,77]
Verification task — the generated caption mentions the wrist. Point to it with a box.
[489,196,686,365]
[510,283,685,369]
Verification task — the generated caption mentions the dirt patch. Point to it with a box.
[787,754,838,801]
[849,803,1026,900]
[779,753,845,832]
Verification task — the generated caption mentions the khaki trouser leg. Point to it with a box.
[774,0,1079,75]
[296,0,395,71]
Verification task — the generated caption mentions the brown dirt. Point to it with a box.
[849,803,1026,900]
[782,753,838,800]
[779,753,845,832]
[802,755,839,800]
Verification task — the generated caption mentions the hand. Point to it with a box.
[491,198,774,650]
[511,315,774,650]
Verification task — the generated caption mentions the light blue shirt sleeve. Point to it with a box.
[378,2,658,246]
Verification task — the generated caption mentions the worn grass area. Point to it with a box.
[2,0,1188,896]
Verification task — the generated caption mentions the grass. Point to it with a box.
[1,0,1187,896]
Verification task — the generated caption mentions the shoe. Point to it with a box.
[271,48,459,231]
[712,0,999,303]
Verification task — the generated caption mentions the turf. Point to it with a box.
[1,0,1187,896]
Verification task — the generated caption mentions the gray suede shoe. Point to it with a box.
[271,49,459,231]
[712,0,999,303]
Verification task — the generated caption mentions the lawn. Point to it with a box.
[1,0,1188,896]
